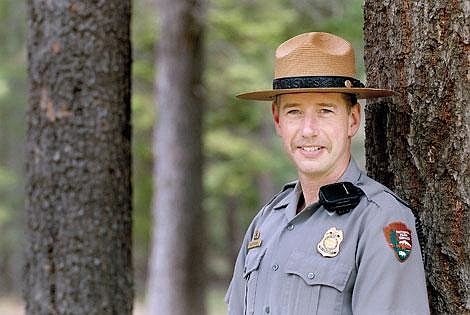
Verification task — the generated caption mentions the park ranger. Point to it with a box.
[225,32,430,314]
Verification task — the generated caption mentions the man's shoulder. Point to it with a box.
[357,174,410,210]
[358,174,414,218]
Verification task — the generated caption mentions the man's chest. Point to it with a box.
[242,208,362,314]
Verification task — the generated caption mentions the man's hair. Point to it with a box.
[342,94,358,110]
[273,93,358,112]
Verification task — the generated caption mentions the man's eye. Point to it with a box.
[320,108,334,113]
[287,109,300,115]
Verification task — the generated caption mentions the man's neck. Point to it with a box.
[299,178,332,206]
[298,161,350,209]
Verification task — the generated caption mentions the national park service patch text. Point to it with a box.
[383,222,412,262]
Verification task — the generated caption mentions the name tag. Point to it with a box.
[248,239,262,250]
[247,230,262,250]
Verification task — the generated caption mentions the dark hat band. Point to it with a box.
[273,76,365,90]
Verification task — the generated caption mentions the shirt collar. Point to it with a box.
[284,182,304,221]
[338,158,378,201]
[272,158,363,212]
[337,158,362,184]
[273,181,301,211]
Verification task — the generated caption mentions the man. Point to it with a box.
[225,32,430,314]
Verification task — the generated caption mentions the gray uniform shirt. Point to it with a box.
[225,159,430,315]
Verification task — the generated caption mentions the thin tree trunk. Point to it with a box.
[226,197,242,272]
[25,1,133,314]
[146,0,207,314]
[256,114,277,203]
[364,1,469,313]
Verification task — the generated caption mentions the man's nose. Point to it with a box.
[301,114,320,137]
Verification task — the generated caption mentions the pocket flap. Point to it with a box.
[284,250,352,292]
[243,247,267,278]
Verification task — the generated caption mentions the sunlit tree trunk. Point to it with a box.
[145,0,207,314]
[25,1,133,314]
[364,1,469,313]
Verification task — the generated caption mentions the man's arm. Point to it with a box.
[225,215,259,315]
[352,197,430,314]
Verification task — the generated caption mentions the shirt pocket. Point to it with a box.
[243,247,266,315]
[282,249,352,315]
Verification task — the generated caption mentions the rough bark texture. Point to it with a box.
[25,1,133,314]
[145,0,207,314]
[364,1,469,313]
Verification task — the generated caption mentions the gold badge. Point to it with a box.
[247,230,262,250]
[317,227,343,257]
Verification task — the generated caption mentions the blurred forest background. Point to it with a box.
[0,0,367,313]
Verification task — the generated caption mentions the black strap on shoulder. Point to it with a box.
[408,208,426,263]
[319,182,364,215]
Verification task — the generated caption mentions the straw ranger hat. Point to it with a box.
[237,32,393,100]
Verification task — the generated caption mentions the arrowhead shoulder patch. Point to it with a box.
[383,221,412,262]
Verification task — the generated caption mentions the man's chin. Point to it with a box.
[295,165,327,178]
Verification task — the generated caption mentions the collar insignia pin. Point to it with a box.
[248,230,262,250]
[317,227,343,257]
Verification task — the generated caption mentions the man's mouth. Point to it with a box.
[300,146,323,152]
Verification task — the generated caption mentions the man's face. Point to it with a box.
[272,92,361,182]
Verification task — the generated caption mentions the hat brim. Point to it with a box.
[237,87,394,101]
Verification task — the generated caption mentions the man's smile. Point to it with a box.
[299,146,322,152]
[296,145,328,158]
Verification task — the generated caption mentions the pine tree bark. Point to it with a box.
[25,1,133,314]
[145,0,207,314]
[364,1,469,313]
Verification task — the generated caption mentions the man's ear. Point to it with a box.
[272,101,281,135]
[348,103,361,138]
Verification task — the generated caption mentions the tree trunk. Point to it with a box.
[25,1,133,314]
[145,0,207,314]
[256,115,277,203]
[363,1,469,313]
[226,197,242,273]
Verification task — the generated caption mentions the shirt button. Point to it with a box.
[265,306,270,313]
[272,264,279,271]
[287,224,295,231]
[307,272,315,279]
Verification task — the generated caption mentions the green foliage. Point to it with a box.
[130,0,367,288]
[131,0,159,294]
[0,167,18,191]
[0,167,19,231]
[0,1,27,295]
[0,0,367,297]
[0,2,27,206]
[202,0,367,281]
